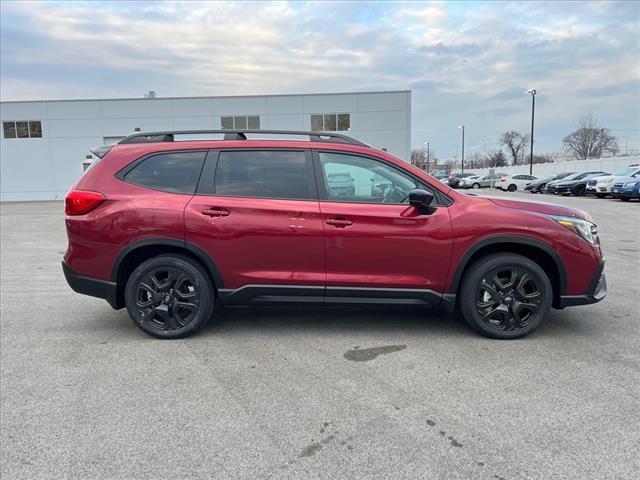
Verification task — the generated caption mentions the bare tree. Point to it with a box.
[562,113,619,159]
[498,131,530,166]
[411,147,438,172]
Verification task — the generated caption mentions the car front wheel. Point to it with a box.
[507,184,517,192]
[472,183,480,189]
[124,254,215,339]
[459,253,552,339]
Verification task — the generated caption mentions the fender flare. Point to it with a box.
[110,237,224,288]
[447,235,567,295]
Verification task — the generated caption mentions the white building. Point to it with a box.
[0,91,411,201]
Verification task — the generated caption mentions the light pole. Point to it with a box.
[458,125,465,173]
[424,141,430,173]
[526,89,536,175]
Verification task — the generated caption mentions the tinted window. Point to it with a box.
[319,152,418,203]
[3,122,16,138]
[29,121,42,137]
[124,151,206,194]
[214,150,311,199]
[16,122,29,138]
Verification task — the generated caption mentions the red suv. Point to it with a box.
[63,130,606,339]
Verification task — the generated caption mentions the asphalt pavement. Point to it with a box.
[1,191,638,479]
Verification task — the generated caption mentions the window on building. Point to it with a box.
[214,150,311,200]
[310,113,350,132]
[2,120,43,139]
[220,115,261,130]
[123,151,206,194]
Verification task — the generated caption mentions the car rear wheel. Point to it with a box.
[507,184,517,192]
[124,254,215,339]
[459,253,552,339]
[574,185,586,196]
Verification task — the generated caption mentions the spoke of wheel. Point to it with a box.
[480,282,503,303]
[138,282,161,303]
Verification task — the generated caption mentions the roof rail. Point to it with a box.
[118,129,369,147]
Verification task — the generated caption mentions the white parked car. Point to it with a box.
[458,175,479,188]
[590,164,640,198]
[495,174,537,191]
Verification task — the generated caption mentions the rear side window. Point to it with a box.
[123,151,206,194]
[214,150,311,199]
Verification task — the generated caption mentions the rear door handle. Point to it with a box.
[201,208,230,217]
[326,218,353,228]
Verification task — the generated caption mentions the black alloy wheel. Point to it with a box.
[475,267,543,332]
[125,255,214,338]
[459,253,552,339]
[574,185,586,196]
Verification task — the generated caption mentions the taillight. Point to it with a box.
[500,178,507,182]
[65,190,105,215]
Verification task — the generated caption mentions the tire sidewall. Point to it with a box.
[125,255,214,339]
[460,254,553,339]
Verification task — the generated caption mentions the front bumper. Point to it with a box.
[62,261,120,309]
[558,260,607,308]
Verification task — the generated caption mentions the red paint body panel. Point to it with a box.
[63,138,604,302]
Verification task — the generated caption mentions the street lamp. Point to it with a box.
[458,125,465,173]
[424,140,430,173]
[526,89,536,175]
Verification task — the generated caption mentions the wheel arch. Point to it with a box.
[111,238,223,309]
[448,236,566,309]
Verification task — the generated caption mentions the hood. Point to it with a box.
[478,195,591,220]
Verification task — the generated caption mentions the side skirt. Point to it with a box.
[218,285,445,307]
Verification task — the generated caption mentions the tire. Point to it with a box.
[459,253,552,340]
[595,193,605,198]
[507,184,517,192]
[574,185,586,196]
[472,183,480,189]
[620,197,630,201]
[124,254,215,339]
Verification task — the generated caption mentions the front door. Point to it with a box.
[314,151,453,303]
[185,149,325,303]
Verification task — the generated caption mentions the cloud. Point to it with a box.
[1,0,638,156]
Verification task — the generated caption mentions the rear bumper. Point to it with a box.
[558,260,607,308]
[62,261,120,309]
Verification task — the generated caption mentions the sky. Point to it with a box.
[1,0,639,159]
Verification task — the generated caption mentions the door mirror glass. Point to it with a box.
[408,188,435,214]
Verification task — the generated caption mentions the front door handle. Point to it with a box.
[201,208,230,217]
[326,218,353,228]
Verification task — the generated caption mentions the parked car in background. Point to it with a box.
[592,164,640,198]
[458,175,479,188]
[370,173,392,199]
[327,172,355,197]
[446,172,476,189]
[525,172,575,193]
[612,176,640,201]
[461,172,507,189]
[546,171,608,195]
[62,129,606,340]
[495,174,537,191]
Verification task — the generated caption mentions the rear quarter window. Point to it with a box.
[122,151,206,194]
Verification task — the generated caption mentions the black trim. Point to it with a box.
[219,285,325,305]
[325,286,441,305]
[62,261,119,309]
[110,237,225,289]
[448,236,568,296]
[218,285,442,306]
[557,260,606,308]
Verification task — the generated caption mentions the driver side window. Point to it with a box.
[318,152,419,204]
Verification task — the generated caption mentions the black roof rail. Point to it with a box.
[118,129,369,147]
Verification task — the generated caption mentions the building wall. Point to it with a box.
[0,91,411,201]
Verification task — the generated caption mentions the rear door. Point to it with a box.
[185,149,325,303]
[313,150,453,304]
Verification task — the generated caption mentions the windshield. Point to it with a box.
[561,173,582,181]
[613,166,639,176]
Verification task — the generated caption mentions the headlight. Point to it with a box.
[550,215,598,245]
[624,181,640,187]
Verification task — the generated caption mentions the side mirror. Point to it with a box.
[408,188,436,214]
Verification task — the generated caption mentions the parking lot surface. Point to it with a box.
[1,192,638,480]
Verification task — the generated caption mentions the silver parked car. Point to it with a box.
[461,172,508,189]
